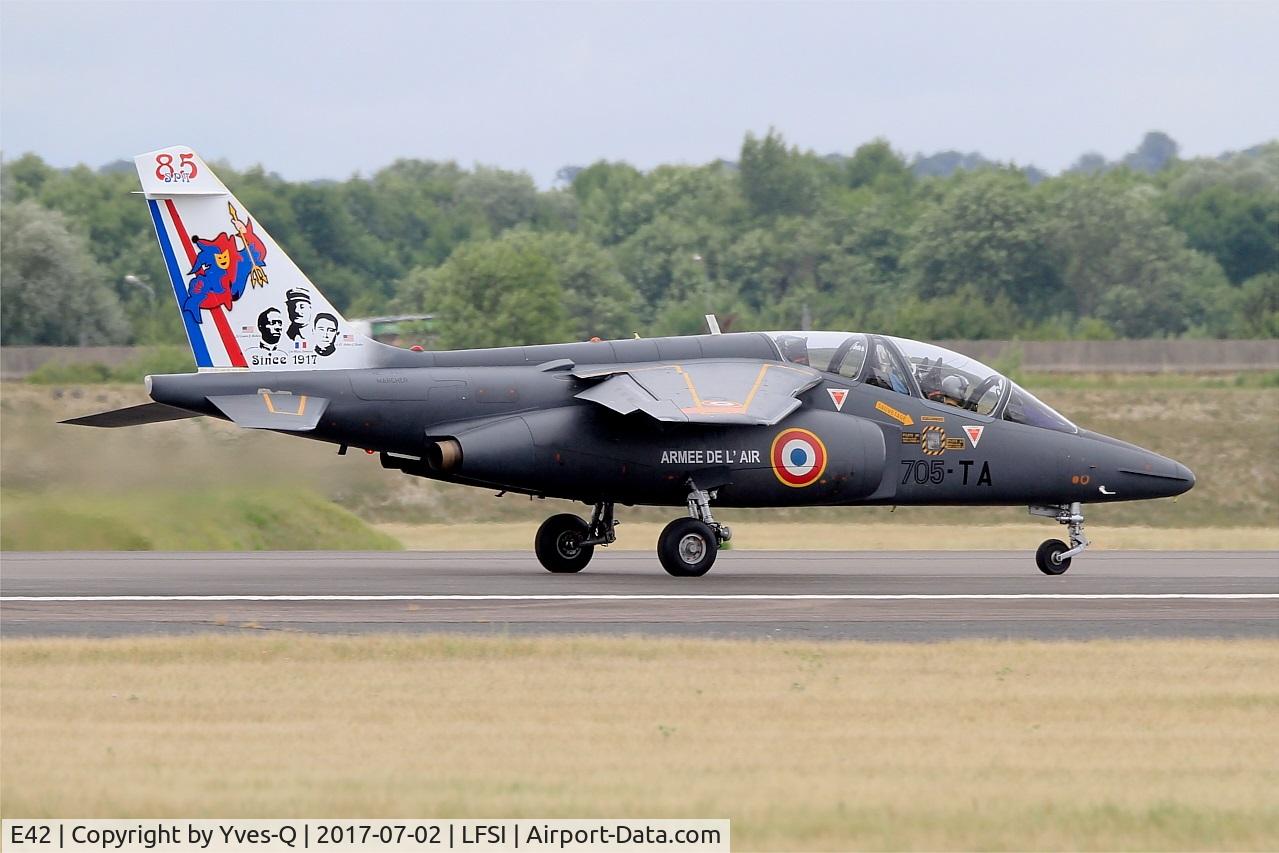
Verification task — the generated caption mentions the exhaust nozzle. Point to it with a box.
[428,438,462,472]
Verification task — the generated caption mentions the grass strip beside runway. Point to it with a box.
[0,490,401,551]
[3,635,1277,850]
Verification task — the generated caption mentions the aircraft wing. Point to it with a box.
[61,402,202,428]
[574,359,821,425]
[207,392,329,431]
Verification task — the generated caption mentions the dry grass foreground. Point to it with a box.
[381,521,1279,551]
[3,636,1277,850]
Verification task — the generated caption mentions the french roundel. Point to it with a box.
[770,428,828,488]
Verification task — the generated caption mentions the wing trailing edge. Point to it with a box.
[574,359,821,426]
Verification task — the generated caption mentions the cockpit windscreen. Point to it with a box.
[769,331,1078,433]
[1004,384,1077,433]
[886,336,1005,415]
[771,332,868,379]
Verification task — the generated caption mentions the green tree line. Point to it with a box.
[2,130,1276,348]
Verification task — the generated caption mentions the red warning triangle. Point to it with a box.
[963,425,984,447]
[827,388,848,411]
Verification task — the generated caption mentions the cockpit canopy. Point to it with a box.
[767,331,1076,433]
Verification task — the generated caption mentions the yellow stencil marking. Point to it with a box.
[261,392,308,416]
[875,399,914,427]
[740,363,770,412]
[589,362,808,418]
[678,363,774,416]
[673,365,705,410]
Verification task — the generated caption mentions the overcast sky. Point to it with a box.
[2,1,1276,185]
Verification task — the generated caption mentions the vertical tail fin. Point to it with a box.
[136,145,372,371]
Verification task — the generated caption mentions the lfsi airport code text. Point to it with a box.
[2,820,730,852]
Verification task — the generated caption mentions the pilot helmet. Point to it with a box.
[940,374,968,399]
[776,335,809,364]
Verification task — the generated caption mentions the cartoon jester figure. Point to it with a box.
[182,203,268,325]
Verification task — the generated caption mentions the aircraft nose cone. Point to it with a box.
[1122,452,1195,499]
[1074,431,1195,501]
[1171,460,1196,494]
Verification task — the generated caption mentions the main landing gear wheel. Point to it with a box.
[535,513,593,574]
[1036,538,1072,575]
[658,518,718,577]
[657,478,731,578]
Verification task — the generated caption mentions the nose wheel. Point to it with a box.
[1030,502,1090,575]
[1035,539,1072,575]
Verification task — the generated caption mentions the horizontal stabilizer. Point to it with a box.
[575,359,820,425]
[207,392,329,431]
[61,402,201,428]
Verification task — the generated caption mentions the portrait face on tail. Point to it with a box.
[257,308,283,347]
[313,313,339,356]
[285,288,313,340]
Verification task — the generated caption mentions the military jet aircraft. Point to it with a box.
[67,147,1195,577]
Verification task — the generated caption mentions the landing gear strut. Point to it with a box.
[534,501,617,574]
[535,484,730,577]
[1030,501,1090,575]
[657,480,732,577]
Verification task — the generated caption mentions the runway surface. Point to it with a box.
[2,551,1276,641]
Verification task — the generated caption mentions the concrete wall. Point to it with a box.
[4,339,1278,380]
[933,339,1279,373]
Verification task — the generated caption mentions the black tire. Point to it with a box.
[1036,538,1072,575]
[535,514,594,573]
[658,518,718,577]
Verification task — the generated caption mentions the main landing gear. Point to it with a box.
[657,481,732,577]
[533,480,731,577]
[535,502,617,573]
[1030,501,1090,575]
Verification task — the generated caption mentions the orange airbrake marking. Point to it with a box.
[875,399,914,426]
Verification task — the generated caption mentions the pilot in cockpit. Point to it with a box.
[775,334,811,366]
[937,375,970,407]
[866,340,910,395]
[916,357,969,408]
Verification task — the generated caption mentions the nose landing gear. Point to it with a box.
[1030,501,1090,575]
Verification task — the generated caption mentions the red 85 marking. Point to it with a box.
[154,152,198,181]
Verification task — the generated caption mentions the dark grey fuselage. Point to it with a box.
[147,332,1195,509]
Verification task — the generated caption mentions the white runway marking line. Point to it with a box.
[2,594,1276,602]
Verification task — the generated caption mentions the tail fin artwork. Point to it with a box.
[136,145,373,371]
